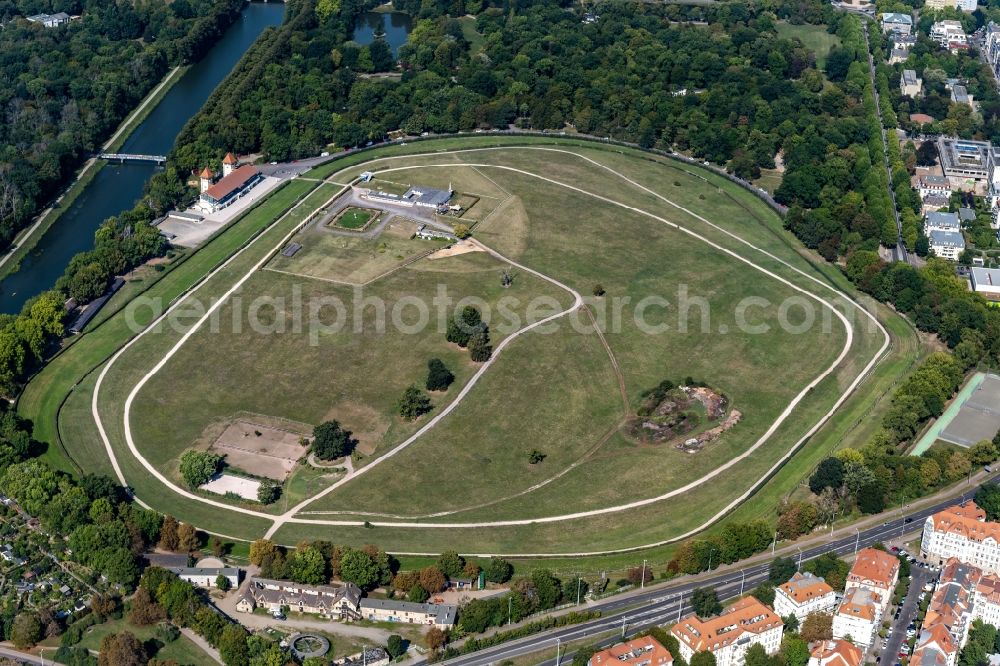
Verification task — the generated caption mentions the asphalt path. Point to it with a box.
[0,646,47,665]
[434,477,995,666]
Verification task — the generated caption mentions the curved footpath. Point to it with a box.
[88,145,890,555]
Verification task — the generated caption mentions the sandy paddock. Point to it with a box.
[427,240,485,260]
[209,420,306,481]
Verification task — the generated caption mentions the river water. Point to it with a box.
[0,2,286,314]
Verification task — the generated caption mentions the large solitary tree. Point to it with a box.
[312,420,356,460]
[426,358,455,391]
[179,450,221,489]
[398,385,432,420]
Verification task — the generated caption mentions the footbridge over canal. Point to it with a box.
[98,153,167,164]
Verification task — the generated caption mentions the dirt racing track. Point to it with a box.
[89,144,891,555]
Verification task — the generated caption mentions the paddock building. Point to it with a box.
[197,155,264,214]
[361,184,453,211]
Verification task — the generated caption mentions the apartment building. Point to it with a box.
[925,211,961,233]
[672,597,784,666]
[846,547,900,598]
[986,23,1000,79]
[925,0,977,12]
[929,230,966,260]
[833,586,885,647]
[910,558,1000,666]
[589,636,674,666]
[918,175,953,200]
[930,21,969,51]
[773,572,837,623]
[808,640,862,666]
[922,502,1000,573]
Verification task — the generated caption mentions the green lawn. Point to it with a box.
[29,136,918,559]
[334,207,378,230]
[775,22,841,68]
[75,617,213,665]
[303,151,847,521]
[458,16,484,53]
[124,251,570,496]
[754,169,784,195]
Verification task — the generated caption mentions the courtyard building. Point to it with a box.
[236,578,363,619]
[911,558,1000,666]
[937,138,995,182]
[197,161,264,214]
[922,502,1000,572]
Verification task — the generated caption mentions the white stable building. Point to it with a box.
[167,566,239,589]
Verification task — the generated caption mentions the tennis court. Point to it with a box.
[912,373,1000,455]
[941,373,1000,446]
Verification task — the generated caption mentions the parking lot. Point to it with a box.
[877,549,936,666]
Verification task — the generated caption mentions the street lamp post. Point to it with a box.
[508,595,512,626]
[740,570,746,596]
[622,616,628,639]
[772,531,778,556]
[641,560,648,589]
[556,638,562,666]
[855,527,861,554]
[577,575,583,605]
[797,547,803,571]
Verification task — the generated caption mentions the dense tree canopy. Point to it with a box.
[0,0,246,248]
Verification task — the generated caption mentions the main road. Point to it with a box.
[432,476,994,666]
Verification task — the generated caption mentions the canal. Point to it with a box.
[0,1,286,314]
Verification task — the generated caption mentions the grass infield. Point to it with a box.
[25,137,920,560]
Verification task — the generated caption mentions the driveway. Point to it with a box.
[879,560,933,666]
